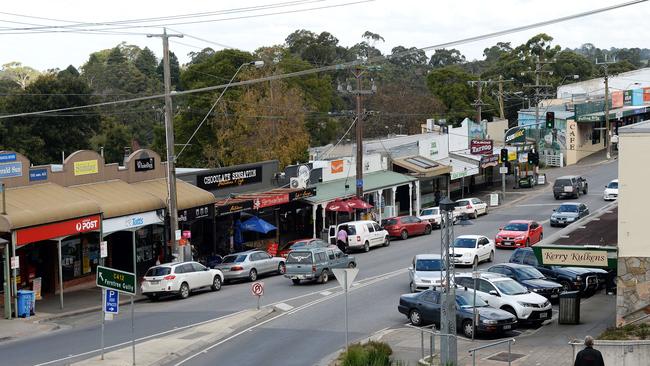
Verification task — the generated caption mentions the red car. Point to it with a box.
[278,238,329,258]
[381,216,432,240]
[495,220,543,248]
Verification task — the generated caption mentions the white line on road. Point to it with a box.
[319,291,332,296]
[516,203,561,207]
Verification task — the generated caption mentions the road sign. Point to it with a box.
[96,266,136,295]
[499,166,508,174]
[251,281,264,296]
[472,271,481,279]
[104,289,119,314]
[332,268,359,290]
[356,179,363,188]
[100,241,108,258]
[10,256,19,269]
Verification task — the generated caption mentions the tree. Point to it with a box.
[429,49,466,68]
[156,51,181,90]
[389,46,428,67]
[1,62,41,89]
[426,66,475,124]
[134,47,159,79]
[90,118,131,164]
[285,29,348,65]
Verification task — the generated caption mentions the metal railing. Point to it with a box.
[405,324,458,365]
[468,338,516,366]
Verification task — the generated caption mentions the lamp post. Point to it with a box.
[439,197,457,365]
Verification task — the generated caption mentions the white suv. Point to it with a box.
[456,272,552,324]
[328,220,389,252]
[456,198,488,219]
[141,261,224,301]
[452,235,495,266]
[408,254,444,292]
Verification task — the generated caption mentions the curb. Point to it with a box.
[35,296,149,324]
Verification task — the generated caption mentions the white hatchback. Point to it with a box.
[408,254,444,292]
[456,198,488,219]
[603,179,618,201]
[451,235,495,266]
[141,261,224,301]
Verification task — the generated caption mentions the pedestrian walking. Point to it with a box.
[574,336,604,366]
[337,227,349,253]
[434,189,442,207]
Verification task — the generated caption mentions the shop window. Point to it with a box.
[592,122,601,145]
[61,234,99,281]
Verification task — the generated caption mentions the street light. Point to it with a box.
[439,197,458,365]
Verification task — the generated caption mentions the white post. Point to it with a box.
[321,203,327,233]
[344,270,349,352]
[57,239,63,309]
[312,204,317,239]
[408,183,413,216]
[415,180,421,215]
[391,186,397,214]
[377,192,383,223]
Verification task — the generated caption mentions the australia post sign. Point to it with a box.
[16,214,101,246]
[470,139,493,155]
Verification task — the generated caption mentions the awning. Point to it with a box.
[392,155,452,178]
[215,197,254,216]
[575,105,649,123]
[68,179,165,219]
[235,187,315,210]
[302,170,417,205]
[131,178,215,210]
[437,157,480,180]
[0,182,101,232]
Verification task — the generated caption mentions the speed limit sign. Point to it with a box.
[251,281,264,297]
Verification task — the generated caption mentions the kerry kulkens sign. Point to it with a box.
[541,248,608,267]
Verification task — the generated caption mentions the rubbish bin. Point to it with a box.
[17,290,35,318]
[559,291,580,324]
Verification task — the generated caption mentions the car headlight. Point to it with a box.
[517,301,536,307]
[575,276,582,281]
[481,319,497,325]
[532,288,540,292]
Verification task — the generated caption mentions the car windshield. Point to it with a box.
[503,223,528,231]
[557,205,578,213]
[290,240,311,249]
[554,179,572,186]
[516,267,544,280]
[456,200,469,207]
[286,251,313,264]
[415,259,442,271]
[494,279,529,295]
[382,219,398,226]
[456,291,488,308]
[607,182,618,189]
[452,238,476,248]
[222,255,247,264]
[421,209,437,216]
[145,267,171,276]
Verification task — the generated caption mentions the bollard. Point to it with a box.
[421,328,424,361]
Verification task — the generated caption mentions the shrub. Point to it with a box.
[339,341,393,366]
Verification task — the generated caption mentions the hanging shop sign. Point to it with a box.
[16,214,101,246]
[504,127,526,144]
[330,160,344,174]
[0,152,17,163]
[103,211,163,235]
[73,159,99,176]
[215,200,254,216]
[178,204,214,222]
[197,166,262,191]
[134,157,155,172]
[0,161,23,178]
[480,154,499,169]
[289,187,316,200]
[470,139,494,155]
[29,168,48,181]
[253,194,290,210]
[623,90,633,106]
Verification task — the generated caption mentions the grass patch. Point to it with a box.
[599,323,650,340]
[338,341,394,366]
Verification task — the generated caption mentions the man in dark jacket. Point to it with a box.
[574,336,604,366]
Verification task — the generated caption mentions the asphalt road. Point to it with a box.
[0,159,617,366]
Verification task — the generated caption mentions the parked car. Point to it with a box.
[495,220,543,248]
[141,261,224,301]
[418,207,460,228]
[550,202,589,227]
[328,220,390,252]
[398,289,518,337]
[487,263,563,302]
[603,179,618,201]
[455,272,552,325]
[452,235,495,266]
[278,238,329,258]
[553,175,588,199]
[214,250,286,282]
[408,254,444,292]
[456,198,488,219]
[508,248,607,293]
[284,246,356,285]
[382,216,432,240]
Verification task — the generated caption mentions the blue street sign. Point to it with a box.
[356,179,363,188]
[104,289,119,314]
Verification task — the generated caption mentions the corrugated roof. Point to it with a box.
[0,183,101,232]
[392,156,452,177]
[302,170,416,204]
[132,178,215,210]
[69,180,165,219]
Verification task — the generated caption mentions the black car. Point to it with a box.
[398,289,517,338]
[487,263,562,302]
[553,175,588,199]
[509,248,607,293]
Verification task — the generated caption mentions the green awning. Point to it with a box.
[302,170,416,204]
[575,105,649,123]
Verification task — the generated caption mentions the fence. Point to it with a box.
[569,339,650,366]
[405,324,457,365]
[468,338,516,366]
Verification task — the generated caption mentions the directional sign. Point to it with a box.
[96,266,136,295]
[104,289,119,314]
[332,268,359,291]
[251,281,264,297]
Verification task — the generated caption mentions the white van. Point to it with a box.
[328,220,390,252]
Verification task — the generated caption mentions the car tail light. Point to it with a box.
[312,266,317,272]
[356,236,361,242]
[163,275,176,280]
[466,204,471,209]
[230,266,244,271]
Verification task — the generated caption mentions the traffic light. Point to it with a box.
[528,151,539,165]
[545,111,555,129]
[500,148,509,162]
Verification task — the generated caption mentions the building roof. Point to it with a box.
[619,119,650,134]
[68,180,165,219]
[311,133,440,159]
[392,155,452,177]
[132,178,216,210]
[302,170,416,204]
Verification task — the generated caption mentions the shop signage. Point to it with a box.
[104,289,119,314]
[29,168,48,181]
[178,204,213,222]
[102,211,162,235]
[33,277,42,300]
[480,154,499,168]
[10,256,19,269]
[100,241,108,258]
[197,166,262,191]
[612,91,624,108]
[539,248,608,267]
[182,230,191,239]
[0,162,22,178]
[576,114,601,122]
[518,152,528,163]
[567,120,577,151]
[504,127,526,144]
[623,90,633,106]
[644,87,650,102]
[96,266,136,295]
[134,157,155,172]
[0,152,17,163]
[253,194,290,210]
[330,159,344,174]
[289,187,316,200]
[73,159,99,176]
[16,214,101,246]
[451,170,468,180]
[470,139,493,155]
[215,200,254,216]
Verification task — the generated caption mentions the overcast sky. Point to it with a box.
[1,0,649,71]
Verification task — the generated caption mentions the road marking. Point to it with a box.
[320,291,332,296]
[516,203,561,207]
[273,303,293,311]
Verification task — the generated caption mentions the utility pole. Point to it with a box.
[439,198,457,365]
[498,75,505,119]
[148,29,184,261]
[597,57,616,160]
[468,77,512,124]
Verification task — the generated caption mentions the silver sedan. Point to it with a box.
[214,250,286,282]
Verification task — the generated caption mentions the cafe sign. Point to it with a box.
[215,200,254,216]
[532,244,617,269]
[134,157,155,172]
[289,187,316,200]
[470,139,493,155]
[197,166,262,191]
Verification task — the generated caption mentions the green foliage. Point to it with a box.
[90,118,132,164]
[134,47,159,79]
[156,51,181,90]
[426,66,475,124]
[599,323,650,340]
[429,49,466,68]
[339,341,393,366]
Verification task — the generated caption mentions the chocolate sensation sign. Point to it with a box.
[197,166,262,191]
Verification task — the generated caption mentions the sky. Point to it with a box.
[1,0,649,71]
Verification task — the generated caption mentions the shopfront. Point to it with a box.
[214,198,253,255]
[391,155,452,208]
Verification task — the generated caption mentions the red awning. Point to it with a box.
[325,199,353,213]
[235,187,314,210]
[346,197,373,209]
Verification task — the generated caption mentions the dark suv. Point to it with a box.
[553,175,588,199]
[508,248,606,293]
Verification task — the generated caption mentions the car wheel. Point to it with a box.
[248,269,258,282]
[526,239,530,247]
[211,276,222,291]
[319,270,329,284]
[473,256,479,267]
[488,251,494,263]
[292,278,301,285]
[472,210,478,219]
[400,230,409,240]
[501,306,517,318]
[462,319,474,338]
[364,241,370,252]
[554,194,559,200]
[179,282,190,299]
[424,225,432,235]
[539,233,543,241]
[277,262,286,275]
[409,309,423,326]
[347,262,356,269]
[560,280,571,292]
[383,237,390,247]
[410,282,416,293]
[484,206,489,215]
[146,294,158,302]
[584,185,588,195]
